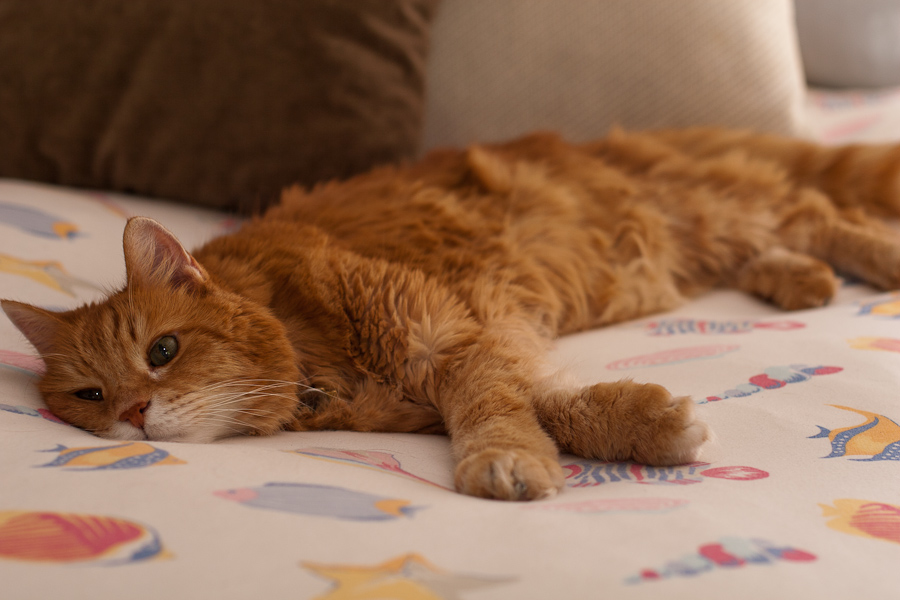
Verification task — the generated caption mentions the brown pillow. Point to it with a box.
[0,0,439,213]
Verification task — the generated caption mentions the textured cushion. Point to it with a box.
[0,0,438,212]
[796,0,900,88]
[421,0,806,150]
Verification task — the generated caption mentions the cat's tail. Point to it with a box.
[635,127,900,218]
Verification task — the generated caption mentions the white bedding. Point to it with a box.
[2,105,900,597]
[805,86,900,144]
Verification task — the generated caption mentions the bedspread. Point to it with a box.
[2,157,899,598]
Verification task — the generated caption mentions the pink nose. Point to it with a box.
[119,400,149,429]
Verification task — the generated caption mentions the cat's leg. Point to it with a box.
[646,128,900,217]
[289,341,564,501]
[330,258,566,501]
[631,129,900,296]
[779,191,900,290]
[530,380,709,464]
[734,247,840,310]
[436,333,566,500]
[824,221,900,290]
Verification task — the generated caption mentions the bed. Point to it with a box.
[2,2,899,599]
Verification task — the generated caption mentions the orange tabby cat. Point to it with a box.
[4,128,900,500]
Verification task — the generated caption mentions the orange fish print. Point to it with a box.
[820,499,900,545]
[0,510,168,564]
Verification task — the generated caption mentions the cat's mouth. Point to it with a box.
[99,392,258,443]
[105,419,151,441]
[106,418,214,444]
[106,401,181,442]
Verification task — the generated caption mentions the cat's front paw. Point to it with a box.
[454,448,564,501]
[623,384,709,466]
[557,381,710,465]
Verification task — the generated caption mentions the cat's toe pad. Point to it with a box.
[454,448,564,501]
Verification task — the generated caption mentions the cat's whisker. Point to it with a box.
[171,393,288,424]
[202,404,282,417]
[193,378,319,396]
[201,388,303,405]
[204,376,315,386]
[192,379,335,409]
[191,414,252,428]
[204,400,296,415]
[196,377,287,389]
[203,385,298,399]
[201,405,294,423]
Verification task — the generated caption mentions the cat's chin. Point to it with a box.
[101,421,231,444]
[102,421,150,441]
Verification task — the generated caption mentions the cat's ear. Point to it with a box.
[1,300,62,356]
[123,217,208,291]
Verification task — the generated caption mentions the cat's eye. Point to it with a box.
[148,335,179,367]
[74,388,104,402]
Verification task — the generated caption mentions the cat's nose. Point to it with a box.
[119,400,149,429]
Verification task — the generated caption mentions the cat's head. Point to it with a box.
[2,217,300,443]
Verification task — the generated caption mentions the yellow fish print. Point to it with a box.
[302,553,514,600]
[857,294,900,318]
[848,336,900,353]
[37,442,186,470]
[0,253,100,297]
[811,405,900,461]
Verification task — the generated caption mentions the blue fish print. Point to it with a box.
[703,365,842,403]
[214,482,424,521]
[0,202,81,239]
[564,460,768,487]
[644,318,804,336]
[0,403,67,424]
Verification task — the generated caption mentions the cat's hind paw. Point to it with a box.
[737,248,839,311]
[454,448,565,501]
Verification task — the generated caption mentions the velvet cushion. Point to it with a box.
[0,0,438,212]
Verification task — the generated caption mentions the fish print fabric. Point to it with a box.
[0,174,899,599]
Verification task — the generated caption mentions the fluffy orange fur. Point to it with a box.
[5,128,900,500]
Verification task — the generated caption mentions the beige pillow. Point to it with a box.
[421,0,806,150]
[0,0,439,213]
